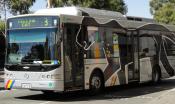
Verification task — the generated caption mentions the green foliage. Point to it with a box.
[150,0,175,24]
[49,0,127,14]
[5,0,36,15]
[0,21,5,32]
[150,0,167,15]
[154,3,175,24]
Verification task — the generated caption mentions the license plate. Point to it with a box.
[21,83,31,89]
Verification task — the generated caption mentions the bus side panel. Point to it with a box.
[84,59,108,90]
[159,35,175,77]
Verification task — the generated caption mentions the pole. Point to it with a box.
[3,0,6,35]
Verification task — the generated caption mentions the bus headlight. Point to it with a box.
[51,74,61,80]
[40,74,61,80]
[6,73,14,79]
[46,75,51,79]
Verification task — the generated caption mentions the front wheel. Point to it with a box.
[90,72,104,94]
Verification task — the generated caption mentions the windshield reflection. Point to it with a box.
[7,28,61,65]
[22,44,44,63]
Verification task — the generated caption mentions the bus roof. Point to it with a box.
[118,20,175,32]
[7,7,175,32]
[34,6,126,20]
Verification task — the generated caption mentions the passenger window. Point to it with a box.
[139,36,156,58]
[86,26,105,58]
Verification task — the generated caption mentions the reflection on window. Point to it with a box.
[87,26,105,58]
[7,28,60,64]
[139,36,156,58]
[86,26,121,69]
[86,26,122,59]
[9,32,46,43]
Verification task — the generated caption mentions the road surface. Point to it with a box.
[1,77,175,104]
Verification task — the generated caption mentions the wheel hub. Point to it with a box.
[92,76,101,89]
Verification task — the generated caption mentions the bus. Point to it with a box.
[4,7,175,93]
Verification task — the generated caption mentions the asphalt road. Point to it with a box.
[1,77,175,104]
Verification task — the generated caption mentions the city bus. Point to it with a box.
[4,7,175,93]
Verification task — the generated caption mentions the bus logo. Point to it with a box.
[24,74,29,79]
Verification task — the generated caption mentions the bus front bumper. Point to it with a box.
[4,79,64,91]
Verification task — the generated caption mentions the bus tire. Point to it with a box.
[152,67,161,83]
[90,71,104,94]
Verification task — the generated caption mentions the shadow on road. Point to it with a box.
[16,78,175,102]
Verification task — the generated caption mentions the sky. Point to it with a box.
[124,0,153,18]
[3,0,153,19]
[30,0,153,18]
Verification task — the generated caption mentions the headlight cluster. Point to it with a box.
[5,73,14,79]
[40,74,61,80]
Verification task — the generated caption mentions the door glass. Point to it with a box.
[64,24,84,87]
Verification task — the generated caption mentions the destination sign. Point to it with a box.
[8,16,58,29]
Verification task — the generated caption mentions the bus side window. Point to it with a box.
[86,26,105,59]
[139,36,156,58]
[104,28,113,57]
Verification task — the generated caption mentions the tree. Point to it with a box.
[154,3,175,24]
[5,0,36,15]
[150,0,175,24]
[47,0,127,14]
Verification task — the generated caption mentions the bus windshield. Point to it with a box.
[6,28,61,65]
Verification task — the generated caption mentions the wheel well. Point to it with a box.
[90,68,105,85]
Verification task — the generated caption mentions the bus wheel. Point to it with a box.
[90,72,104,94]
[152,68,160,83]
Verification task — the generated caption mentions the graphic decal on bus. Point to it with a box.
[103,33,121,83]
[159,35,175,76]
[5,80,15,89]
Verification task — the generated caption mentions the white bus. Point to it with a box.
[4,7,175,93]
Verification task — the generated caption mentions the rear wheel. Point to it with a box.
[90,72,104,94]
[152,68,160,83]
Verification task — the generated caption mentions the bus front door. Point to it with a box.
[63,24,84,90]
